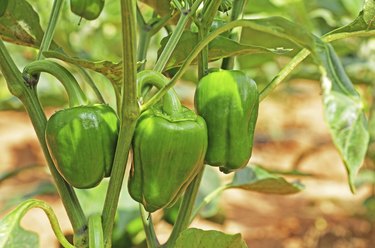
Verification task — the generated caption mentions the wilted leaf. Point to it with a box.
[228,166,304,194]
[175,228,247,248]
[0,0,59,49]
[43,51,144,84]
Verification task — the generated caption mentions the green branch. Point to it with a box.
[153,0,204,73]
[102,0,139,247]
[37,0,63,60]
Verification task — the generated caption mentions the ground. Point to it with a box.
[0,80,374,247]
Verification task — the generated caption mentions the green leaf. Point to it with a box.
[160,31,290,70]
[0,0,59,49]
[327,0,375,35]
[0,200,73,248]
[175,228,247,248]
[341,0,363,17]
[316,43,369,192]
[0,200,40,248]
[43,51,122,83]
[139,0,172,16]
[363,0,375,26]
[228,166,304,194]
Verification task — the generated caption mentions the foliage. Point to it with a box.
[0,0,374,247]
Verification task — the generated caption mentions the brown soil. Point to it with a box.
[0,80,374,247]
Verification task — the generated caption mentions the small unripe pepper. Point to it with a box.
[70,0,105,20]
[128,71,208,212]
[194,70,259,173]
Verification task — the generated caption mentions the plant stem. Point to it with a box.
[0,39,88,247]
[165,169,204,248]
[259,49,309,101]
[88,214,104,248]
[23,60,88,107]
[258,30,375,101]
[140,205,159,248]
[102,0,139,247]
[190,185,227,222]
[36,0,63,60]
[153,0,204,73]
[153,10,189,73]
[221,0,247,69]
[136,5,151,70]
[18,200,75,248]
[78,67,106,104]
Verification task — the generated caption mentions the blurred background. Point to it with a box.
[0,0,374,247]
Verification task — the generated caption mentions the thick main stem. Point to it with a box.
[102,1,139,247]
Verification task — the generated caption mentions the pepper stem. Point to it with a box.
[23,60,88,107]
[137,70,181,115]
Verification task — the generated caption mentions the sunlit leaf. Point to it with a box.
[175,228,247,248]
[363,0,375,26]
[228,166,304,194]
[316,43,369,192]
[0,200,40,248]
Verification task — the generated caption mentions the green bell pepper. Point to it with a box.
[70,0,105,20]
[45,104,119,189]
[128,71,208,212]
[22,60,119,189]
[194,70,259,173]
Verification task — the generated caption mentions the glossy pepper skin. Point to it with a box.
[45,104,119,189]
[195,70,259,173]
[128,70,208,213]
[70,0,105,20]
[129,106,207,212]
